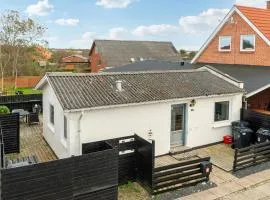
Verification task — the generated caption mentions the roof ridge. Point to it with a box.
[94,39,173,44]
[47,69,207,77]
[235,5,269,11]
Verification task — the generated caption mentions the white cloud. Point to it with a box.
[179,8,229,35]
[26,0,54,16]
[96,0,136,8]
[235,0,266,8]
[132,24,179,37]
[108,27,128,39]
[69,32,97,48]
[55,18,80,26]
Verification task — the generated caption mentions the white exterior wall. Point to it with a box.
[42,84,69,158]
[67,93,243,157]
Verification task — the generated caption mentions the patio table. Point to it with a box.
[12,109,30,122]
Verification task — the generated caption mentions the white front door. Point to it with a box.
[170,104,186,146]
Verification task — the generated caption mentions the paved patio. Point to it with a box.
[180,165,270,200]
[6,121,57,163]
[197,143,234,172]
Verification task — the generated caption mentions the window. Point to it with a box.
[240,35,255,51]
[219,36,231,51]
[50,104,54,125]
[64,116,67,139]
[215,101,229,122]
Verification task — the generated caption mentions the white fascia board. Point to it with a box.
[35,75,48,90]
[199,66,244,89]
[246,84,270,98]
[191,6,236,64]
[64,92,244,113]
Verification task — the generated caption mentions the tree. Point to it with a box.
[0,10,46,90]
[179,49,187,56]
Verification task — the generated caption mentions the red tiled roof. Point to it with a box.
[236,5,270,40]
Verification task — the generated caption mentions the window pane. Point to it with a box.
[50,105,54,125]
[171,105,184,131]
[215,101,229,121]
[241,35,255,50]
[219,37,231,50]
[64,116,67,139]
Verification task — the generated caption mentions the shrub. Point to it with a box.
[0,106,10,114]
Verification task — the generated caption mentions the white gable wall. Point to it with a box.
[42,84,70,159]
[66,93,243,157]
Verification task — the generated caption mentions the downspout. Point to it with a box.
[78,111,84,155]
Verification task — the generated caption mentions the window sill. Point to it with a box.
[213,121,231,128]
[240,50,255,53]
[48,123,55,134]
[218,50,231,52]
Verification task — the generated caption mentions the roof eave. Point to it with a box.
[35,74,48,90]
[64,92,244,113]
[246,83,270,98]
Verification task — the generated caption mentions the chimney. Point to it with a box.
[116,80,123,91]
[267,1,270,9]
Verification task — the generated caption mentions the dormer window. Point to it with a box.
[219,36,231,52]
[240,35,255,52]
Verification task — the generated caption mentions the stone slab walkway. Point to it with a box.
[180,166,270,200]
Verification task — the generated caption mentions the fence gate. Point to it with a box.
[152,157,210,195]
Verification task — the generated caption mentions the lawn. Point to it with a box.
[5,88,42,95]
[118,182,150,200]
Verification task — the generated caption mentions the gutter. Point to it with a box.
[64,92,244,113]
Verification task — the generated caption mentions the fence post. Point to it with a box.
[233,149,238,172]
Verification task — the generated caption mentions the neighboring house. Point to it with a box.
[103,60,270,114]
[192,2,270,66]
[36,70,243,158]
[89,40,181,72]
[61,55,89,71]
[195,64,270,114]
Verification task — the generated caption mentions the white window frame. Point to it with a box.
[240,35,256,52]
[49,104,54,125]
[219,36,232,52]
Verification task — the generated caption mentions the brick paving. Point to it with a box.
[6,121,57,163]
[180,166,270,200]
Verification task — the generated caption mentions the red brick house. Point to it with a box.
[191,2,270,66]
[89,40,181,72]
[61,55,89,71]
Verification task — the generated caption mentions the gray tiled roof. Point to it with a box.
[195,63,270,93]
[103,61,270,94]
[47,70,243,110]
[93,40,181,67]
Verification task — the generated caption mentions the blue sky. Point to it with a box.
[0,0,267,50]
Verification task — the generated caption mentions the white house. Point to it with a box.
[36,69,244,158]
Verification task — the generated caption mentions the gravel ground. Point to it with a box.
[233,161,270,178]
[153,181,217,200]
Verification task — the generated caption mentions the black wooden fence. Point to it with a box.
[1,142,118,200]
[0,94,42,112]
[152,157,211,195]
[0,113,20,154]
[233,141,270,171]
[241,109,270,131]
[83,135,155,188]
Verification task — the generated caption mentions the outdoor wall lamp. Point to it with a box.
[190,99,196,107]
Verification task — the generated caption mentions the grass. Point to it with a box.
[118,182,150,200]
[5,88,42,95]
